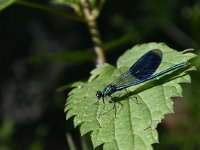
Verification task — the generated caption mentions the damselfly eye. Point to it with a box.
[96,91,102,99]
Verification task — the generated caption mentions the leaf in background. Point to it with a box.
[27,51,94,63]
[51,0,80,14]
[53,0,80,4]
[51,0,99,16]
[0,0,15,11]
[65,43,196,150]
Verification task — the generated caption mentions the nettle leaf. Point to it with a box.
[65,43,196,150]
[0,0,15,11]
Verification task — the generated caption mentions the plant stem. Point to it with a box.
[15,0,83,22]
[87,19,105,64]
[66,133,77,150]
[80,0,106,64]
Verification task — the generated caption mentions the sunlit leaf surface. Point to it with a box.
[65,43,196,150]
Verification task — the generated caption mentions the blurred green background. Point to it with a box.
[0,0,200,150]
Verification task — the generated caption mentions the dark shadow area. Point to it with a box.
[0,0,200,150]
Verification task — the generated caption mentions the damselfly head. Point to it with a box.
[96,91,103,99]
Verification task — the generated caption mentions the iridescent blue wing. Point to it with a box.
[112,49,162,89]
[129,49,162,80]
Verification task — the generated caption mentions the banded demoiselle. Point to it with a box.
[96,49,188,102]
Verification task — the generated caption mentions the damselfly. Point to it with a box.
[96,49,188,103]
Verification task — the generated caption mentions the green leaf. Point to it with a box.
[52,0,80,5]
[65,42,196,150]
[27,51,94,63]
[52,0,79,6]
[51,0,99,15]
[51,0,80,13]
[0,0,15,11]
[57,81,84,92]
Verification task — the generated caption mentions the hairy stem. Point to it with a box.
[80,0,106,64]
[87,19,105,64]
